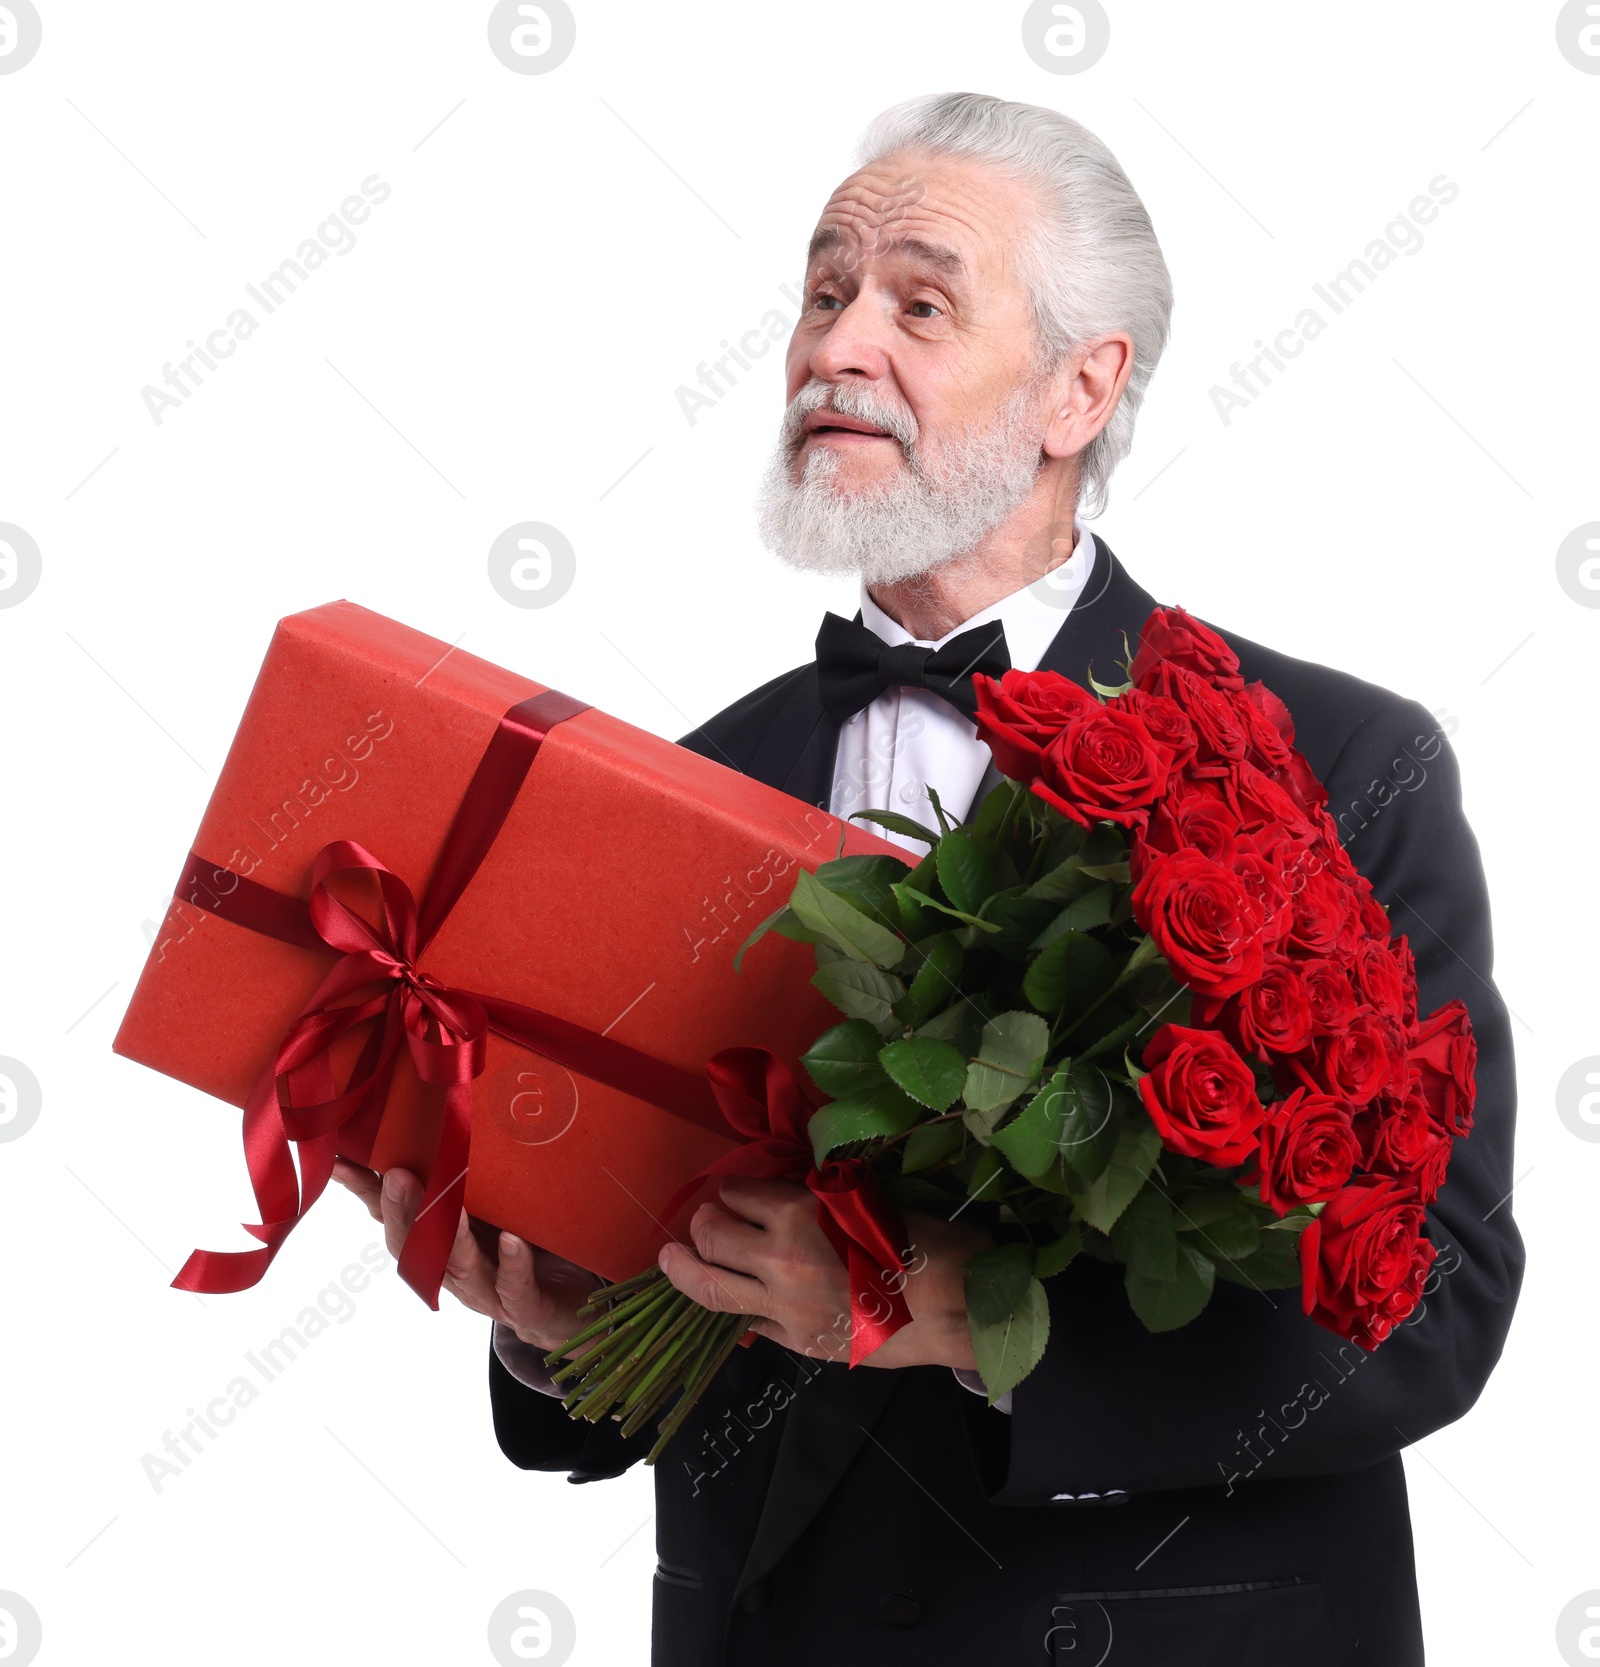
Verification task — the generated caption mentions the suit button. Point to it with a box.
[880,1592,921,1627]
[738,1583,769,1614]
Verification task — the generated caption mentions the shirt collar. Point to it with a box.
[857,518,1098,675]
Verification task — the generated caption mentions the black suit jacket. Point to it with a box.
[489,543,1523,1666]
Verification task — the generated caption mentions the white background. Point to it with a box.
[1,2,1596,1663]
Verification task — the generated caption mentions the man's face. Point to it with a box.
[758,150,1056,585]
[785,149,1044,488]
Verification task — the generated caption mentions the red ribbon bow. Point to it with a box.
[672,1047,914,1365]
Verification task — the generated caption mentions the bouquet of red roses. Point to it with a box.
[550,607,1476,1453]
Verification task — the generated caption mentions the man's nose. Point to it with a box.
[805,290,894,386]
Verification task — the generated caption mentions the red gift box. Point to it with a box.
[112,601,897,1297]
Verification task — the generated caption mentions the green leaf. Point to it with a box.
[1031,882,1117,948]
[848,808,940,846]
[1125,1239,1216,1332]
[1174,1194,1262,1262]
[968,1277,1050,1401]
[1034,1225,1082,1279]
[810,960,905,1032]
[925,785,957,835]
[963,1011,1051,1116]
[935,829,996,916]
[900,1119,964,1174]
[978,892,1060,957]
[1023,929,1118,1016]
[732,901,794,972]
[964,1144,1006,1201]
[789,866,905,968]
[1026,857,1094,905]
[989,1069,1073,1179]
[815,854,910,916]
[808,1083,922,1163]
[1070,1119,1162,1234]
[878,1036,967,1111]
[916,1003,975,1045]
[963,1242,1036,1326]
[892,932,963,1028]
[1078,860,1132,882]
[899,885,1001,934]
[1110,1185,1177,1282]
[1214,1220,1307,1290]
[970,779,1025,841]
[801,1020,891,1098]
[1076,1008,1155,1065]
[1055,1066,1123,1182]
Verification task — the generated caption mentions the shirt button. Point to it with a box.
[879,1592,922,1627]
[898,783,919,803]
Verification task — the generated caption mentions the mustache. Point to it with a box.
[781,379,920,455]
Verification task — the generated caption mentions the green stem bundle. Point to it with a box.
[546,1268,750,1464]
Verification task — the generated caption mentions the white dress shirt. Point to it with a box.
[828,522,1099,851]
[490,523,1099,1411]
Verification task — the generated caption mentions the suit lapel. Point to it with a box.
[744,665,841,807]
[1034,536,1159,688]
[734,1355,901,1600]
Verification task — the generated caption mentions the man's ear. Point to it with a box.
[1041,332,1135,462]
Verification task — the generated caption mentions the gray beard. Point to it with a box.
[755,379,1047,586]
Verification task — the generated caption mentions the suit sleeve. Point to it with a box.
[489,1333,655,1481]
[984,696,1525,1502]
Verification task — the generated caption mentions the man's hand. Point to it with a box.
[657,1177,990,1371]
[332,1159,598,1355]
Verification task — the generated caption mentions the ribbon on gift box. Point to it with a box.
[673,1048,913,1365]
[173,690,730,1308]
[170,688,914,1361]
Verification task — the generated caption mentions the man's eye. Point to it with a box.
[813,294,843,312]
[909,301,942,319]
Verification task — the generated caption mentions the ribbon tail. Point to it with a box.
[395,1080,473,1309]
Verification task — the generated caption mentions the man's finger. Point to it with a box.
[440,1209,500,1317]
[689,1202,766,1277]
[716,1176,810,1227]
[332,1159,384,1222]
[378,1168,423,1262]
[659,1241,765,1316]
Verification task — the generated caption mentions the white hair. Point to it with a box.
[856,92,1174,517]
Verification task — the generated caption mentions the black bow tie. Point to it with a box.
[814,612,1011,723]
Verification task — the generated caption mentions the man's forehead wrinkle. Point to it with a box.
[807,194,997,284]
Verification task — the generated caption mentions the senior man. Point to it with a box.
[336,93,1521,1666]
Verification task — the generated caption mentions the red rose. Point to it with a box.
[1230,847,1293,949]
[1140,663,1247,762]
[1410,1127,1454,1205]
[1354,1072,1436,1175]
[1299,1177,1433,1349]
[1319,1013,1406,1106]
[1242,679,1295,746]
[1230,762,1316,838]
[1139,777,1240,864]
[1388,936,1419,1031]
[1234,959,1315,1057]
[1408,999,1477,1136]
[1131,848,1266,999]
[1032,705,1171,828]
[1138,1024,1263,1166]
[1232,685,1296,773]
[1301,958,1360,1035]
[1110,687,1198,773]
[1254,1089,1360,1215]
[1284,866,1356,957]
[1130,606,1245,690]
[1353,939,1409,1026]
[972,669,1096,781]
